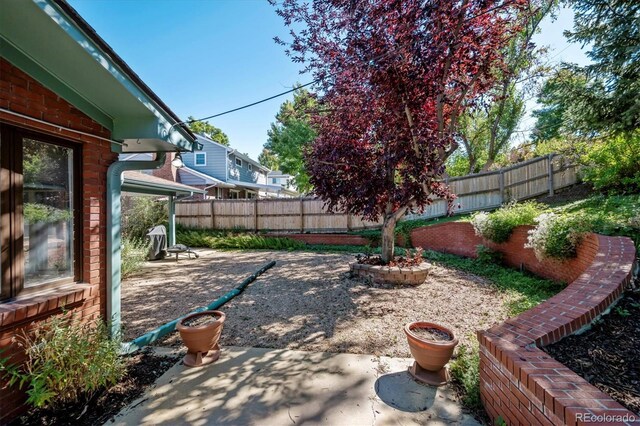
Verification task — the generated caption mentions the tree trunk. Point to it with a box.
[380,214,397,264]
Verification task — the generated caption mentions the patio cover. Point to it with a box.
[122,171,205,246]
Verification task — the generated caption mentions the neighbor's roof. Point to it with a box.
[122,171,206,196]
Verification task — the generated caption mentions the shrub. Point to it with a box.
[122,237,149,278]
[525,213,590,260]
[475,245,503,264]
[0,316,125,409]
[176,229,305,251]
[471,201,543,243]
[581,132,640,193]
[450,340,481,412]
[122,196,167,240]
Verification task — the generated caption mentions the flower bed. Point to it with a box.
[350,262,431,285]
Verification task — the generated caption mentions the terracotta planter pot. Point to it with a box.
[177,310,226,368]
[404,322,458,386]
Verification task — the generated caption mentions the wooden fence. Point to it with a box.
[176,154,578,232]
[176,198,383,232]
[405,154,578,220]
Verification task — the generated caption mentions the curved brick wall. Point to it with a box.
[411,222,638,425]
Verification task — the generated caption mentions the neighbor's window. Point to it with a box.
[1,125,81,301]
[194,152,206,166]
[248,163,253,172]
[272,177,278,184]
[235,157,242,167]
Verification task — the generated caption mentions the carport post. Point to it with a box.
[168,195,176,247]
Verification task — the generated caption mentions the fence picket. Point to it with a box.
[175,155,578,231]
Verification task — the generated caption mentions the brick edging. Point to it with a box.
[411,222,638,425]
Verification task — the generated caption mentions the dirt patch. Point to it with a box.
[11,349,180,426]
[544,289,640,415]
[535,182,596,206]
[181,312,222,327]
[130,249,510,357]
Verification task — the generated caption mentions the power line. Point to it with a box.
[184,0,523,125]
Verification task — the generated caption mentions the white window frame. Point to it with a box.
[229,189,240,199]
[235,157,242,167]
[248,163,253,172]
[246,190,257,199]
[194,152,206,166]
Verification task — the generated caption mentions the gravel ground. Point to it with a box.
[122,249,510,357]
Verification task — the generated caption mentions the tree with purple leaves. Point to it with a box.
[274,0,532,263]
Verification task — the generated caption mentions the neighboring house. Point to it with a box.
[268,170,297,192]
[179,135,299,199]
[0,1,201,421]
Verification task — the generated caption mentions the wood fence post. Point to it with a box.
[300,198,304,233]
[347,214,352,232]
[211,200,215,229]
[254,199,258,232]
[499,171,505,204]
[547,154,555,196]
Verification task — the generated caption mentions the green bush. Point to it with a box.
[581,132,640,193]
[475,245,503,264]
[122,237,149,278]
[0,316,125,409]
[122,196,167,240]
[525,213,590,260]
[450,340,481,411]
[176,228,305,251]
[471,201,543,243]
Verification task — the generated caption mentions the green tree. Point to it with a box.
[258,148,280,170]
[263,87,317,193]
[455,0,556,174]
[530,68,589,143]
[187,116,230,146]
[563,0,639,135]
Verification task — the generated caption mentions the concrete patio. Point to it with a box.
[111,346,479,426]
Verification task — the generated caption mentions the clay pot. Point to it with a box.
[177,310,226,367]
[404,322,458,386]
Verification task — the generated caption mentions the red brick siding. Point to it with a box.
[412,222,638,425]
[0,57,117,422]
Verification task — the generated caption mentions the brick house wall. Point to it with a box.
[0,57,118,422]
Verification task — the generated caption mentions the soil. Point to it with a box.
[181,312,221,327]
[535,182,596,206]
[124,249,511,357]
[11,349,180,426]
[544,289,640,415]
[410,326,452,342]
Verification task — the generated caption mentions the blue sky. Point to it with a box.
[69,1,589,159]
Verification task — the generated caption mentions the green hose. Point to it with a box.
[122,260,276,354]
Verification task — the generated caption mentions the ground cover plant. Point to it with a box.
[176,228,305,251]
[121,237,149,278]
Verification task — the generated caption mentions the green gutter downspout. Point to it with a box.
[168,195,175,246]
[106,152,166,337]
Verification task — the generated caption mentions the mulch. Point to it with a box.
[544,288,640,415]
[11,349,180,426]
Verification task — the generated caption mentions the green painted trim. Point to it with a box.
[35,0,195,149]
[0,38,113,129]
[168,195,175,247]
[106,153,166,337]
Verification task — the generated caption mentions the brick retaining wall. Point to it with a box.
[411,222,638,425]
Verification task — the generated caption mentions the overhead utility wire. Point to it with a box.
[182,0,521,125]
